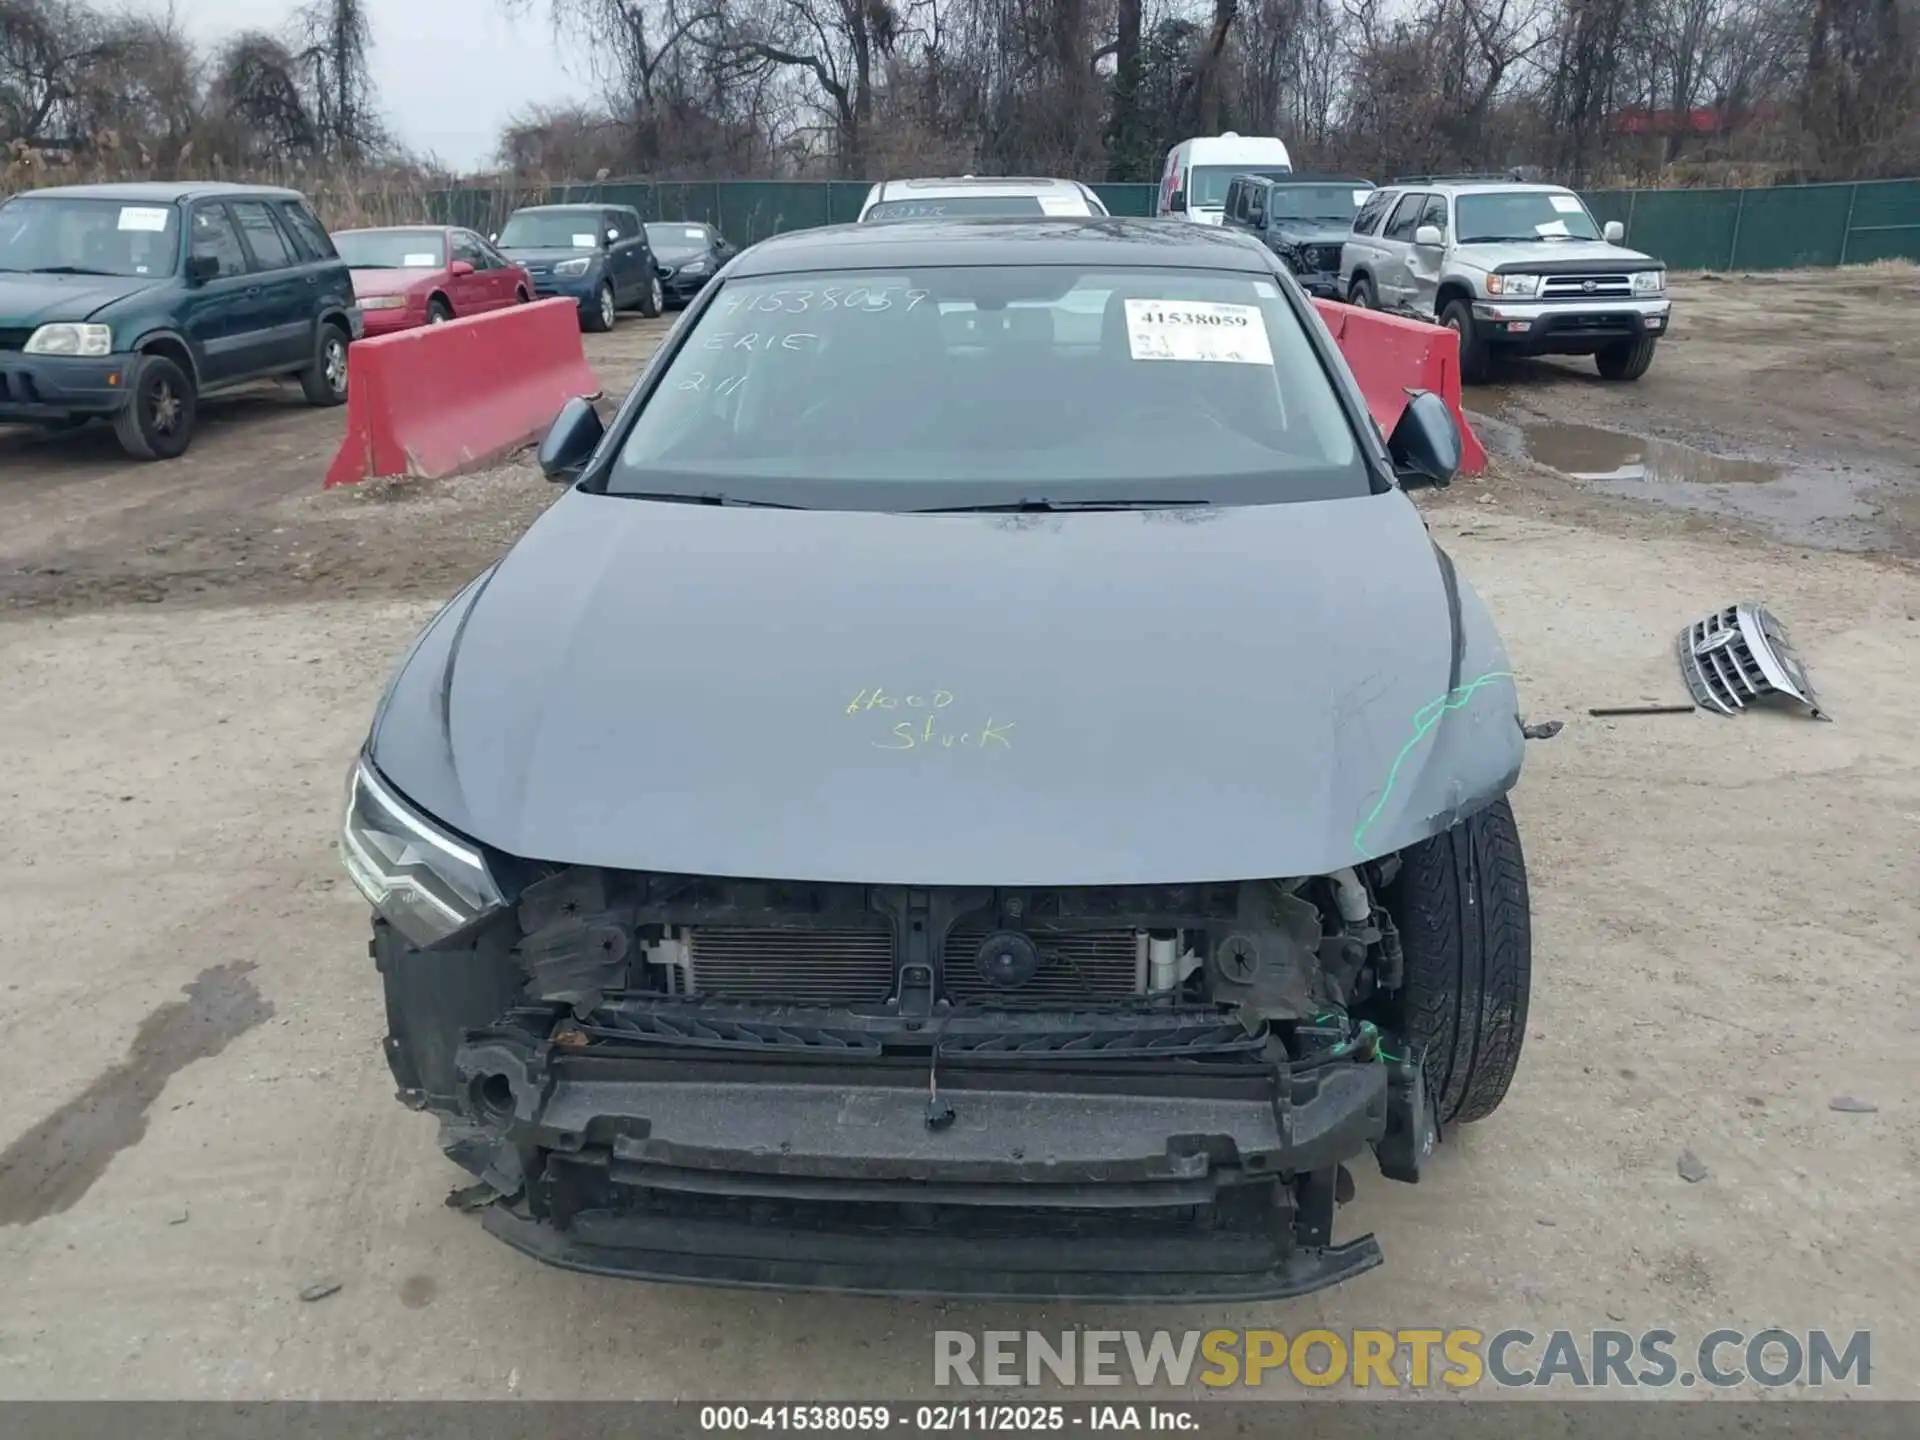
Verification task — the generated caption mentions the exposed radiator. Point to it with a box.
[943,925,1145,1004]
[684,927,897,1004]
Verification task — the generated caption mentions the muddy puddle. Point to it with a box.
[1475,412,1896,552]
[0,962,273,1226]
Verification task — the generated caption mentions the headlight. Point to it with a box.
[24,322,112,357]
[340,758,503,946]
[1632,269,1666,295]
[1486,274,1539,297]
[678,258,711,276]
[358,295,408,310]
[554,256,591,277]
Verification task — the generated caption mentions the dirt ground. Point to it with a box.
[1,275,1916,1400]
[1472,265,1920,557]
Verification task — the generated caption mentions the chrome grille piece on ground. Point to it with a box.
[1677,603,1827,719]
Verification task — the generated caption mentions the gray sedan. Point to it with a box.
[341,216,1534,1302]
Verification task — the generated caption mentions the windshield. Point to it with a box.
[646,223,711,257]
[1188,166,1291,208]
[1266,184,1372,222]
[334,230,446,269]
[609,264,1367,509]
[0,196,180,277]
[865,196,1047,223]
[498,212,603,249]
[1456,191,1602,242]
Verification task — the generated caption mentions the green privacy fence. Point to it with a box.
[1581,178,1920,269]
[429,177,1920,270]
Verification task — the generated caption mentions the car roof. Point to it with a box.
[13,181,304,203]
[732,217,1271,276]
[1392,180,1577,196]
[1238,173,1372,186]
[869,176,1091,200]
[333,224,452,234]
[510,203,629,214]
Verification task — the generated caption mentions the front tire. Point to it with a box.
[1380,796,1532,1126]
[1441,298,1493,385]
[426,297,453,325]
[640,274,664,318]
[1596,334,1657,380]
[584,282,616,333]
[1348,276,1375,310]
[299,322,350,407]
[112,354,197,461]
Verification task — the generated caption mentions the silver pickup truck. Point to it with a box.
[1338,177,1671,383]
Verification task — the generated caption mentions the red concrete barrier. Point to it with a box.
[323,298,601,489]
[1311,299,1488,475]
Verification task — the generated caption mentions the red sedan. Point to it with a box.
[331,225,533,334]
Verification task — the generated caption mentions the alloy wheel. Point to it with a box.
[150,379,181,434]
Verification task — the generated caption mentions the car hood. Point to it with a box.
[0,273,161,325]
[500,246,595,265]
[369,491,1524,887]
[1268,224,1355,248]
[349,268,434,298]
[1468,239,1659,269]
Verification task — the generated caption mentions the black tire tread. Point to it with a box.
[1442,298,1492,386]
[112,353,195,461]
[1382,796,1531,1125]
[1596,334,1656,380]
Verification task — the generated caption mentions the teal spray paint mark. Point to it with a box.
[1351,670,1514,857]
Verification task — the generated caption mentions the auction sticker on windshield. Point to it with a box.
[1548,194,1585,214]
[1125,300,1273,366]
[572,233,596,246]
[402,253,437,266]
[118,206,171,232]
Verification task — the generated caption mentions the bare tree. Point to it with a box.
[293,0,381,161]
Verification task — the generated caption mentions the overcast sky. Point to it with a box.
[143,0,582,172]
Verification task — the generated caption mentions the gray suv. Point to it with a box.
[1339,176,1670,382]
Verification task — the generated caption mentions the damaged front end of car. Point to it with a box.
[352,761,1440,1302]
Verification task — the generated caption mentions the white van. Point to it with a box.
[1156,134,1294,225]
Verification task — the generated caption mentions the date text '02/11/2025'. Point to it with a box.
[846,688,1017,752]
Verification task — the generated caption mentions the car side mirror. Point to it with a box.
[449,260,475,277]
[606,228,619,242]
[487,232,498,243]
[538,397,604,482]
[1388,391,1461,490]
[1168,190,1187,213]
[1413,224,1444,249]
[1603,219,1626,244]
[186,254,219,284]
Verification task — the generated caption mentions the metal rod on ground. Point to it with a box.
[1589,704,1696,717]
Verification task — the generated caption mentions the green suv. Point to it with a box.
[0,181,363,460]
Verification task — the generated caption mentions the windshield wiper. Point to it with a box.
[29,264,120,275]
[915,498,1211,514]
[620,490,805,509]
